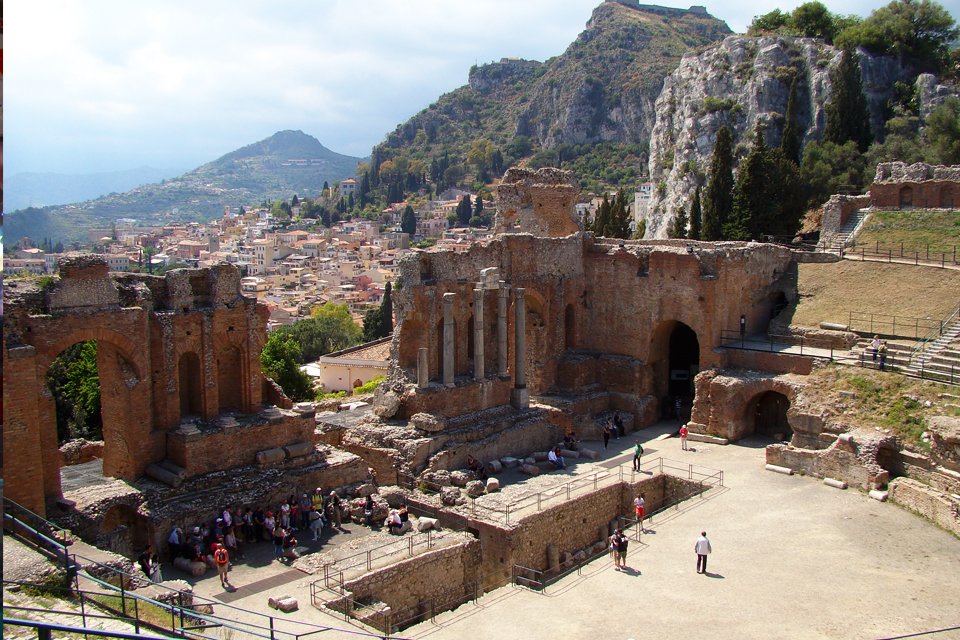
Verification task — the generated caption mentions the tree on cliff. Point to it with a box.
[261,333,313,402]
[668,205,688,239]
[401,205,417,236]
[781,74,802,165]
[688,187,702,241]
[609,190,632,239]
[701,126,734,241]
[824,48,872,152]
[591,194,612,236]
[801,140,868,208]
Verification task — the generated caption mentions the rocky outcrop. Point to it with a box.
[644,36,914,238]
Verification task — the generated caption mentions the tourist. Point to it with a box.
[221,507,232,529]
[386,509,402,534]
[279,501,291,529]
[253,507,266,542]
[213,542,231,588]
[263,511,276,542]
[613,411,624,438]
[548,447,565,470]
[615,530,629,569]
[224,526,243,561]
[871,335,881,361]
[879,341,888,371]
[312,487,325,513]
[282,529,300,561]
[167,526,184,560]
[466,455,488,480]
[680,423,689,451]
[634,493,647,533]
[309,505,324,540]
[138,544,159,582]
[633,440,644,472]
[299,493,312,529]
[243,507,255,543]
[328,491,343,529]
[363,495,375,527]
[563,433,579,451]
[609,529,623,570]
[398,505,410,533]
[695,531,712,574]
[272,523,286,560]
[603,421,612,449]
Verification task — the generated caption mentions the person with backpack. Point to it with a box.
[213,543,231,588]
[633,440,644,472]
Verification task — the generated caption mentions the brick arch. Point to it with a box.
[648,319,702,408]
[515,288,550,395]
[725,380,797,442]
[42,327,144,381]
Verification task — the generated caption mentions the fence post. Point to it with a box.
[121,578,127,617]
[688,463,693,479]
[270,615,276,640]
[134,596,140,634]
[367,550,372,571]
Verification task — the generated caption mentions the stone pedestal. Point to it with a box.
[417,347,429,388]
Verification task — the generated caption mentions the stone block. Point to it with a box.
[532,451,549,462]
[411,412,446,433]
[256,448,286,466]
[485,460,503,474]
[354,483,377,497]
[173,557,207,577]
[450,470,474,487]
[579,448,600,460]
[145,463,183,488]
[823,477,848,489]
[416,517,438,532]
[283,441,314,459]
[440,486,462,506]
[486,477,500,493]
[377,485,408,508]
[520,464,540,476]
[465,480,486,498]
[523,457,536,466]
[560,449,579,458]
[869,489,889,502]
[500,457,520,468]
[268,595,299,612]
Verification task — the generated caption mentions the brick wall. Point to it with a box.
[888,477,960,537]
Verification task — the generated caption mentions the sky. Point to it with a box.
[6,0,903,177]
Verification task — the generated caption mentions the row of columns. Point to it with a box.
[416,281,528,408]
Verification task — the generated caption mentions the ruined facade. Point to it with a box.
[2,256,354,519]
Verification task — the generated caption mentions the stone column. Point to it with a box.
[512,287,529,409]
[417,347,429,388]
[473,288,485,380]
[497,282,509,377]
[443,292,456,387]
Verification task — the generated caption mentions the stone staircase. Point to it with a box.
[848,338,913,371]
[822,208,869,251]
[905,318,960,383]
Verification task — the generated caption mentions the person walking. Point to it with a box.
[679,423,689,451]
[602,421,612,449]
[878,341,888,371]
[213,543,231,588]
[870,335,881,362]
[695,531,712,574]
[610,529,623,571]
[632,440,644,472]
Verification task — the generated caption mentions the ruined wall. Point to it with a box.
[820,194,871,248]
[888,477,960,537]
[871,162,960,208]
[765,432,892,490]
[689,370,802,441]
[2,256,289,514]
[493,167,581,237]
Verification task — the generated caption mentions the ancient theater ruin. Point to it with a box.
[9,167,955,633]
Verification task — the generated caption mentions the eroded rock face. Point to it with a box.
[493,168,581,237]
[644,36,914,238]
[927,416,960,473]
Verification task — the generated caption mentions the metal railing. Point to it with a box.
[719,329,842,358]
[3,617,171,640]
[836,242,960,268]
[847,311,945,339]
[910,305,960,361]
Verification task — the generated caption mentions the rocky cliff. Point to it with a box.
[643,36,913,238]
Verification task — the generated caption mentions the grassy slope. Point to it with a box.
[853,210,960,252]
[791,261,960,328]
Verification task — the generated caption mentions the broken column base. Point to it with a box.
[511,387,529,409]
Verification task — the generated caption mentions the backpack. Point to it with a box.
[214,548,228,565]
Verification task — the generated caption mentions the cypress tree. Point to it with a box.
[379,281,393,336]
[781,73,802,165]
[669,205,688,239]
[689,187,702,240]
[701,127,734,240]
[824,47,872,152]
[609,190,631,239]
[728,123,769,241]
[401,205,417,236]
[592,194,611,236]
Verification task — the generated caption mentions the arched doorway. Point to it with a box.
[751,391,791,440]
[668,323,699,399]
[899,186,913,208]
[47,340,103,445]
[100,504,149,558]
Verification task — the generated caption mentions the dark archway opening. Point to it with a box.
[770,291,789,319]
[752,391,791,440]
[101,504,149,559]
[178,352,203,418]
[47,340,103,445]
[668,324,699,398]
[899,186,913,208]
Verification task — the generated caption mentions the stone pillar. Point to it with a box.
[443,292,456,387]
[417,347,429,388]
[498,282,509,377]
[512,287,529,409]
[473,288,485,380]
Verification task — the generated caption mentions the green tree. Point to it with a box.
[836,0,958,73]
[781,74,802,165]
[669,205,688,239]
[925,98,960,164]
[801,140,869,207]
[456,195,473,226]
[46,341,102,443]
[689,187,703,240]
[401,205,417,236]
[260,333,313,401]
[748,9,789,35]
[824,48,872,152]
[592,194,612,236]
[791,2,839,41]
[727,124,770,240]
[608,190,631,239]
[702,127,734,241]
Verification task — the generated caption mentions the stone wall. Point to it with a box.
[765,433,891,490]
[336,537,482,631]
[872,162,960,209]
[493,167,581,237]
[888,477,960,537]
[689,370,802,441]
[722,350,814,376]
[820,195,871,247]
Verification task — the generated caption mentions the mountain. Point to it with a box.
[5,166,177,212]
[372,1,731,192]
[4,130,362,244]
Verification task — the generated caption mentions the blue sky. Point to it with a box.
[6,0,895,176]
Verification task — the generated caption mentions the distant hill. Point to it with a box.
[5,166,176,211]
[372,2,730,194]
[4,130,363,244]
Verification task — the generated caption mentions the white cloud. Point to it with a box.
[4,0,919,175]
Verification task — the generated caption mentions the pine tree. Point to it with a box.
[824,47,872,152]
[609,190,631,239]
[669,205,689,239]
[689,187,702,240]
[592,195,612,236]
[728,123,769,240]
[474,195,484,216]
[379,281,393,336]
[702,127,734,240]
[781,74,802,165]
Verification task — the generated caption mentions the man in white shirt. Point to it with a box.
[695,531,712,574]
